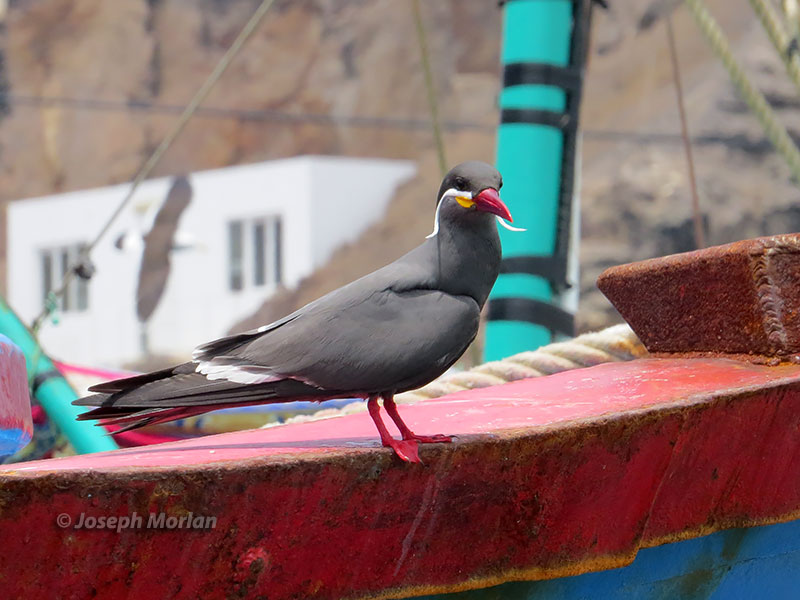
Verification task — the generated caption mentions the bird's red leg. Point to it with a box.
[382,394,453,444]
[367,395,421,463]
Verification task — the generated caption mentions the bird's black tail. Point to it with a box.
[74,362,332,433]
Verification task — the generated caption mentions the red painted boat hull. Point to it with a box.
[1,358,799,599]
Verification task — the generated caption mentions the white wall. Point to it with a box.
[147,159,317,356]
[8,181,159,366]
[7,156,415,368]
[307,156,416,268]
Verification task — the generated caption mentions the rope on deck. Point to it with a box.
[265,323,647,426]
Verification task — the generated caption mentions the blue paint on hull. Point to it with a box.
[418,520,800,599]
[0,427,31,456]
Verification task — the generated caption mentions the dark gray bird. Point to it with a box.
[75,161,513,463]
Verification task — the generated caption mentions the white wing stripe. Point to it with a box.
[195,359,283,385]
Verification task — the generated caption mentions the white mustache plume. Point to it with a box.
[426,189,525,239]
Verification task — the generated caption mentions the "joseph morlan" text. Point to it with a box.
[60,512,217,532]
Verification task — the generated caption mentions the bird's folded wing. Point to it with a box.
[198,287,481,394]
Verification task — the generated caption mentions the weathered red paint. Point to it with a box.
[598,233,800,362]
[0,358,799,599]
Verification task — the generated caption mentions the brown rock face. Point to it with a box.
[0,0,500,304]
[5,0,800,356]
[0,0,500,205]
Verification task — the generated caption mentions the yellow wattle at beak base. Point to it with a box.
[456,196,476,209]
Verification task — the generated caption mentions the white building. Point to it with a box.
[7,156,415,367]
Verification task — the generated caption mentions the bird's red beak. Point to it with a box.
[473,188,513,222]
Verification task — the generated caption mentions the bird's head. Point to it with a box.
[428,161,523,238]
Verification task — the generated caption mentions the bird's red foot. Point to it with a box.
[384,438,422,463]
[404,433,452,444]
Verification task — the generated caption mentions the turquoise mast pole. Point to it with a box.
[484,0,595,361]
[0,297,117,454]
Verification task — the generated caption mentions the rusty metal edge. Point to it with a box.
[352,508,800,600]
[641,508,800,550]
[344,554,634,600]
[650,351,800,365]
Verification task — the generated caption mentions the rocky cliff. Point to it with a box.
[3,0,799,354]
[0,0,499,201]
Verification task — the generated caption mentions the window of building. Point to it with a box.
[228,221,244,291]
[227,216,283,292]
[40,244,89,313]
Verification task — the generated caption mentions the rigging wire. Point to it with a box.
[411,0,448,176]
[5,93,492,132]
[665,14,705,249]
[30,0,278,333]
[9,93,795,147]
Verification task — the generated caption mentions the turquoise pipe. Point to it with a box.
[484,0,574,362]
[0,296,117,454]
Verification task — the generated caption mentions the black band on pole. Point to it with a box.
[491,1,595,336]
[498,0,583,6]
[487,297,575,337]
[500,108,570,129]
[500,255,571,290]
[498,0,605,7]
[503,63,582,92]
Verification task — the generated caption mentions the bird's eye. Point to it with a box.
[454,177,467,189]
